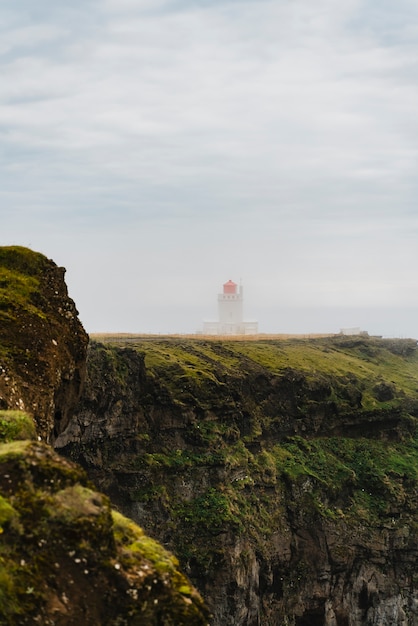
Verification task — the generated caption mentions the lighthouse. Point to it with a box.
[203,280,258,335]
[218,280,243,333]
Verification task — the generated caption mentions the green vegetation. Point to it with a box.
[134,432,417,583]
[0,247,54,366]
[97,335,418,415]
[0,561,21,622]
[0,495,18,532]
[272,434,418,520]
[0,247,49,326]
[0,411,36,443]
[174,488,242,533]
[112,510,181,574]
[0,246,50,277]
[82,335,418,564]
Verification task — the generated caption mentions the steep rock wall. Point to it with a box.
[57,338,418,625]
[0,247,208,624]
[0,246,88,441]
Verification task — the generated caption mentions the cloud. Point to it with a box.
[1,0,418,335]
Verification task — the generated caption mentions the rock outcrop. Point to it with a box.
[57,337,418,625]
[0,416,207,625]
[0,247,208,625]
[0,246,88,442]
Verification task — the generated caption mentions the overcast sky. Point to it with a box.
[1,0,418,337]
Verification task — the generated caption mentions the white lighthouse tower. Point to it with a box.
[218,280,243,334]
[203,280,258,335]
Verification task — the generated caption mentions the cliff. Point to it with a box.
[0,246,88,442]
[0,247,208,625]
[57,336,418,625]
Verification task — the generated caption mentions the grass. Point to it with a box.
[0,249,50,327]
[0,246,50,277]
[0,247,53,362]
[89,335,418,414]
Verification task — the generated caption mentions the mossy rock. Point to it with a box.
[0,411,37,443]
[0,245,89,442]
[0,440,208,625]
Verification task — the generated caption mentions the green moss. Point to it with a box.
[112,508,179,572]
[133,448,227,469]
[129,536,180,574]
[269,435,418,521]
[0,561,21,621]
[0,246,49,277]
[0,496,19,532]
[0,411,37,443]
[0,440,32,461]
[47,485,108,523]
[174,488,242,534]
[0,247,53,363]
[0,268,39,303]
[112,509,143,544]
[111,511,203,604]
[0,267,47,327]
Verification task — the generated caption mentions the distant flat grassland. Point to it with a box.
[90,333,336,342]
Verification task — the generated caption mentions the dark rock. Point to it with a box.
[373,382,395,402]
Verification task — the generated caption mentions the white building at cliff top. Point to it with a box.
[203,280,258,335]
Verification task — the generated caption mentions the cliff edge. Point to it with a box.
[58,336,418,625]
[0,246,88,442]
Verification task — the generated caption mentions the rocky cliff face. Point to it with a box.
[0,247,208,625]
[57,337,418,626]
[0,246,88,442]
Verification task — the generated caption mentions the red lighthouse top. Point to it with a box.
[223,280,237,294]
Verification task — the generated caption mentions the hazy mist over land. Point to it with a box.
[1,0,418,338]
